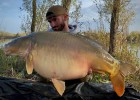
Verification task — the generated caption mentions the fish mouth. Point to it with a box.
[3,46,21,56]
[3,49,15,56]
[4,50,11,56]
[2,47,10,55]
[3,45,17,56]
[4,49,25,57]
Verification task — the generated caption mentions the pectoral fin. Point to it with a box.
[26,54,33,74]
[51,78,65,96]
[110,71,125,97]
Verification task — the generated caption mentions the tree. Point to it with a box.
[21,0,54,33]
[61,0,71,14]
[31,0,36,32]
[93,0,135,54]
[35,0,55,31]
[21,0,32,34]
[70,1,82,24]
[21,15,31,34]
[118,0,135,34]
[108,0,121,54]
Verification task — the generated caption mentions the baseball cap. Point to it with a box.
[46,5,68,18]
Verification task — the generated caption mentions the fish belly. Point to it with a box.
[32,50,89,80]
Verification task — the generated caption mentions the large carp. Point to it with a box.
[3,31,136,97]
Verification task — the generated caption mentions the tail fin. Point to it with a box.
[110,71,125,97]
[110,61,137,97]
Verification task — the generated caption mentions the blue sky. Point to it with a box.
[0,0,140,33]
[0,0,23,33]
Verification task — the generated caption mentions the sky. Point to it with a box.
[0,0,23,33]
[0,0,140,34]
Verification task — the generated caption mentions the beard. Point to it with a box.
[52,22,65,31]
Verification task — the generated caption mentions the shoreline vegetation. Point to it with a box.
[1,31,140,43]
[0,31,140,91]
[0,31,26,40]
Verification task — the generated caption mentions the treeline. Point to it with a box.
[0,31,26,40]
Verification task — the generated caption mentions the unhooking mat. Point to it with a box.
[0,76,139,100]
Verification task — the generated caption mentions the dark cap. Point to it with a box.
[46,5,68,18]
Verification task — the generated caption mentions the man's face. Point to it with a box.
[47,15,65,31]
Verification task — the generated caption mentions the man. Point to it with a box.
[46,5,77,33]
[46,5,82,86]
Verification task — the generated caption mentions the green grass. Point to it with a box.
[0,49,26,78]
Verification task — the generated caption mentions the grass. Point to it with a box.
[0,49,26,78]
